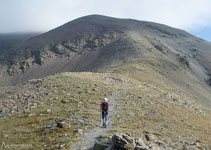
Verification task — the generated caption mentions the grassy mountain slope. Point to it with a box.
[0,71,210,149]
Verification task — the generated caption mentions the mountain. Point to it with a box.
[0,15,211,87]
[0,15,211,149]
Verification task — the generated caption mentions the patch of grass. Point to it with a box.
[0,72,115,149]
[176,54,189,68]
[0,70,211,149]
[105,65,211,148]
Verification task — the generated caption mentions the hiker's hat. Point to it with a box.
[103,98,108,102]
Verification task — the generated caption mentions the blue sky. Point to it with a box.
[0,0,211,41]
[190,27,211,41]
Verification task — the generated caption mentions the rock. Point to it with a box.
[4,134,9,138]
[155,141,171,150]
[47,109,51,113]
[30,106,37,109]
[190,141,200,146]
[92,88,98,91]
[58,142,66,149]
[61,99,69,103]
[182,144,195,150]
[135,145,148,150]
[78,119,85,125]
[122,134,136,147]
[66,93,71,96]
[94,133,172,150]
[75,129,83,135]
[195,142,200,147]
[57,122,71,128]
[149,144,161,150]
[31,103,38,109]
[0,114,3,118]
[112,133,135,150]
[44,123,58,132]
[138,95,142,99]
[135,138,148,149]
[28,113,35,117]
[59,133,69,137]
[144,131,158,142]
[182,141,203,150]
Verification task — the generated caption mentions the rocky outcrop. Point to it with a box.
[93,132,206,150]
[94,133,173,150]
[51,32,117,56]
[44,120,71,132]
[112,133,136,150]
[93,132,205,150]
[0,78,49,119]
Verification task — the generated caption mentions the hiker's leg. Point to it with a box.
[105,114,109,126]
[103,118,105,125]
[102,112,105,126]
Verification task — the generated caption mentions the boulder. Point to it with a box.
[93,133,173,150]
[135,138,148,150]
[122,134,136,147]
[112,133,135,150]
[57,122,71,128]
[144,131,158,142]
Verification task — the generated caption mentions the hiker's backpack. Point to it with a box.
[102,102,108,112]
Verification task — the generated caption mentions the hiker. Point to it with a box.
[100,98,109,128]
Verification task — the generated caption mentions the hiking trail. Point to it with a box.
[70,74,128,150]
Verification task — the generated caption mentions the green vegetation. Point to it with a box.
[0,73,114,149]
[0,67,211,149]
[107,64,211,149]
[176,54,190,68]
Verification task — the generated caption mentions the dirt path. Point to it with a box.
[70,91,119,150]
[70,74,128,150]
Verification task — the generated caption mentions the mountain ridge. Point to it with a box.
[0,15,211,89]
[0,71,211,149]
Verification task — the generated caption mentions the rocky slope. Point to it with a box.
[0,15,211,88]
